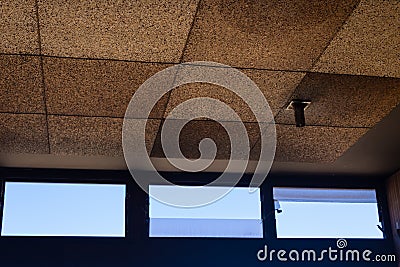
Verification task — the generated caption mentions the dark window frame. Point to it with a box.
[142,171,268,240]
[0,168,134,240]
[148,184,264,238]
[263,173,393,243]
[0,168,394,246]
[272,187,383,239]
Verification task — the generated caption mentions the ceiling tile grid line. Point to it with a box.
[0,111,46,116]
[2,50,397,82]
[270,0,360,128]
[178,0,202,63]
[0,52,180,65]
[312,0,400,78]
[34,0,51,154]
[145,63,183,152]
[38,54,52,154]
[307,0,362,72]
[0,112,375,130]
[181,0,362,70]
[1,52,399,79]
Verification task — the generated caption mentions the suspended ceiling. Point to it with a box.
[0,0,399,175]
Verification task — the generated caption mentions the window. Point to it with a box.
[149,185,263,238]
[273,187,383,239]
[1,182,126,237]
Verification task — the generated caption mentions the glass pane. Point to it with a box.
[273,187,383,239]
[1,182,126,237]
[149,185,263,238]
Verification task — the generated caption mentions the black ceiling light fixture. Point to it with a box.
[286,100,311,127]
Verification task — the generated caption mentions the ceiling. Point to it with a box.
[0,0,399,176]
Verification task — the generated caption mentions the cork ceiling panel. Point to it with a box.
[275,72,400,127]
[48,115,160,156]
[44,58,170,118]
[182,0,359,70]
[151,120,263,160]
[0,113,48,154]
[38,0,199,62]
[313,0,400,78]
[164,65,305,122]
[251,124,368,163]
[0,55,45,113]
[0,0,39,54]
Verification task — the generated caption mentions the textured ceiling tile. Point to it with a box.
[151,120,261,160]
[44,58,170,118]
[0,113,48,154]
[164,65,305,122]
[313,0,400,78]
[38,0,199,62]
[249,123,277,161]
[183,0,358,70]
[0,0,39,53]
[275,73,400,127]
[48,116,160,156]
[0,55,45,113]
[241,70,306,116]
[273,124,368,163]
[123,118,161,155]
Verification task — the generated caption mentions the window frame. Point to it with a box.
[0,168,133,240]
[148,184,264,238]
[0,168,394,244]
[143,171,268,240]
[272,187,383,239]
[263,173,392,242]
[0,168,395,267]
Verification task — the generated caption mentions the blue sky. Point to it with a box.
[149,185,261,219]
[275,201,383,238]
[1,182,126,237]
